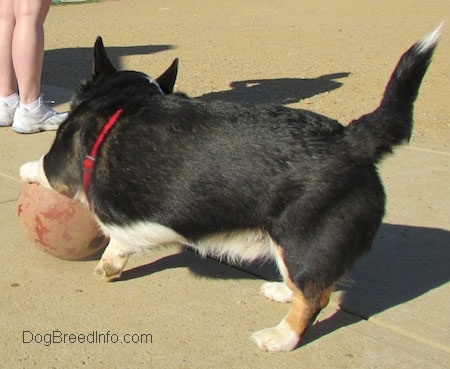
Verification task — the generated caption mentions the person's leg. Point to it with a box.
[12,0,51,104]
[0,0,17,96]
[0,0,19,126]
[11,0,68,133]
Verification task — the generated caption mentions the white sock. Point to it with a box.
[0,92,19,107]
[20,97,41,112]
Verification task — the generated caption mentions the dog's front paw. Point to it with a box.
[94,254,129,281]
[252,320,299,352]
[19,160,40,183]
[260,282,293,303]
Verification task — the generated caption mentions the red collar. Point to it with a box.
[82,108,124,201]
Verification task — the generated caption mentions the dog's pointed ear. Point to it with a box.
[93,36,116,79]
[156,58,178,94]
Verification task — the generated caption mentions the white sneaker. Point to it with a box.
[0,99,19,127]
[12,97,68,134]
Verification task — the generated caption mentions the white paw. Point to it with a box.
[19,160,39,183]
[252,319,299,352]
[260,282,293,303]
[94,254,129,281]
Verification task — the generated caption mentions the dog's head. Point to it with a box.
[71,36,178,110]
[41,37,179,201]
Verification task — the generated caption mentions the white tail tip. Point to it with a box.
[416,22,444,53]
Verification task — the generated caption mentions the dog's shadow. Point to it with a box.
[197,73,350,106]
[118,223,450,347]
[43,44,350,107]
[300,223,450,345]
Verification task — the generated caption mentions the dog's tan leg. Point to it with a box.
[94,237,130,281]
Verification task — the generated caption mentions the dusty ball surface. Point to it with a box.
[17,183,108,260]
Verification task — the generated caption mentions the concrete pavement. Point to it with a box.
[1,1,449,368]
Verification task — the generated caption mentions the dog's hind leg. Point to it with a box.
[252,182,382,351]
[252,245,331,352]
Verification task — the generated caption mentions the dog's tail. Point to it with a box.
[344,23,443,162]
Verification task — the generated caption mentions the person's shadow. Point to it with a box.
[42,44,174,92]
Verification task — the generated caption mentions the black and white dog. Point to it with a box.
[20,25,442,352]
